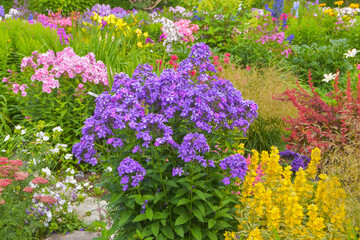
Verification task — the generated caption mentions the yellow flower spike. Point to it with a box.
[306,148,321,179]
[144,31,149,38]
[318,3,326,7]
[267,206,281,230]
[247,228,264,240]
[350,3,359,8]
[137,42,143,48]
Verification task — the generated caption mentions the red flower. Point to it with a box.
[13,171,29,181]
[40,195,57,204]
[213,56,219,61]
[189,70,196,76]
[156,59,162,65]
[23,187,34,193]
[224,58,230,64]
[171,55,178,61]
[0,179,13,187]
[224,53,230,58]
[214,61,220,66]
[31,177,49,184]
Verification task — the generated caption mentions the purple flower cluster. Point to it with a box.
[118,157,146,191]
[73,43,257,174]
[219,154,248,185]
[0,6,4,18]
[178,133,214,167]
[279,150,310,172]
[89,4,137,18]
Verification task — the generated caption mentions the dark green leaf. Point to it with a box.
[191,225,202,240]
[146,208,153,221]
[175,214,189,226]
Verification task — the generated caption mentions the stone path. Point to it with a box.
[46,197,112,240]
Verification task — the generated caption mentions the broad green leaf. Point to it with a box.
[191,225,202,240]
[133,213,147,222]
[177,198,191,206]
[175,214,189,226]
[146,208,153,221]
[151,222,160,237]
[208,219,216,229]
[161,225,174,239]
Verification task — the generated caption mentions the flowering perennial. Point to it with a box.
[19,47,108,94]
[73,43,258,191]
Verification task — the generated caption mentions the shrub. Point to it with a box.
[225,147,352,239]
[280,70,360,154]
[29,0,97,16]
[73,43,258,239]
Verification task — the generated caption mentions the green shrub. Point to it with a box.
[29,0,97,15]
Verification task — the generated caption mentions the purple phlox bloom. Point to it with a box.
[172,166,184,176]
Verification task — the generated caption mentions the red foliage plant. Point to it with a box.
[280,70,360,155]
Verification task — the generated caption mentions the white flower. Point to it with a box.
[49,147,60,154]
[322,72,340,82]
[238,3,243,11]
[65,168,75,175]
[64,153,73,160]
[67,205,73,213]
[322,73,335,82]
[52,126,63,132]
[42,167,52,177]
[21,129,26,135]
[83,182,90,187]
[15,125,21,130]
[75,185,83,191]
[344,49,358,58]
[56,143,68,150]
[65,175,76,184]
[59,199,66,206]
[4,135,10,142]
[4,14,10,19]
[105,166,113,172]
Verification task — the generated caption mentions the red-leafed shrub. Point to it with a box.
[281,70,360,155]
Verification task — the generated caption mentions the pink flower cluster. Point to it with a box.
[36,13,72,28]
[174,19,199,42]
[34,195,57,204]
[2,70,29,96]
[258,31,285,44]
[20,47,108,94]
[31,177,49,184]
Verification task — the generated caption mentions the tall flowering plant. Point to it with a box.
[73,43,258,239]
[2,47,108,145]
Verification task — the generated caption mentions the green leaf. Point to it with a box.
[193,189,206,201]
[154,192,165,204]
[191,225,202,240]
[108,209,131,236]
[177,198,191,206]
[151,222,160,237]
[175,214,189,226]
[153,212,166,220]
[161,225,174,239]
[175,188,188,198]
[193,209,204,222]
[146,208,153,221]
[166,180,178,188]
[174,226,184,238]
[133,213,147,222]
[208,219,216,229]
[194,201,205,216]
[208,231,218,240]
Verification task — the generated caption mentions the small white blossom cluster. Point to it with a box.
[168,6,193,18]
[150,15,184,52]
[52,126,63,132]
[5,8,20,19]
[36,131,50,143]
[49,143,68,154]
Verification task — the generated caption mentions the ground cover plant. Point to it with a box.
[0,0,360,239]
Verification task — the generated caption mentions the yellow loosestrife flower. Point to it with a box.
[307,148,321,179]
[247,228,264,240]
[350,3,359,8]
[318,3,326,7]
[137,42,143,48]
